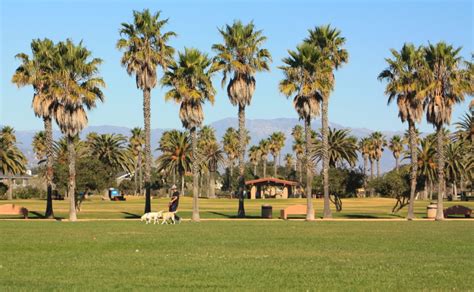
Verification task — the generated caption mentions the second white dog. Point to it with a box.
[141,211,163,224]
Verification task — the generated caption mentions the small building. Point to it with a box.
[245,177,299,199]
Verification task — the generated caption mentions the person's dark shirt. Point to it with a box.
[169,191,180,212]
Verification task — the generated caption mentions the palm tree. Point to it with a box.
[292,125,305,184]
[129,127,144,195]
[444,140,469,199]
[258,139,270,178]
[32,131,47,163]
[279,42,325,221]
[455,112,473,142]
[117,9,176,213]
[162,48,215,222]
[312,128,358,168]
[378,43,424,219]
[12,38,56,218]
[201,140,224,199]
[248,145,261,176]
[54,136,87,165]
[369,132,386,177]
[88,134,133,177]
[197,126,218,197]
[305,25,349,219]
[388,135,403,171]
[421,42,469,220]
[269,132,286,176]
[212,20,271,218]
[222,127,239,178]
[51,39,105,221]
[156,130,192,196]
[415,136,437,200]
[284,154,294,173]
[358,137,371,178]
[0,127,27,200]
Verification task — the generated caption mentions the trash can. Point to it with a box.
[427,204,437,219]
[261,205,272,219]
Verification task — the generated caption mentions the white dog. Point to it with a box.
[141,211,163,224]
[160,212,176,224]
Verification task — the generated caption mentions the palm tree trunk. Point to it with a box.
[453,182,457,200]
[7,172,13,200]
[298,158,302,184]
[370,160,374,180]
[191,127,200,222]
[44,117,54,218]
[406,121,418,220]
[429,179,433,200]
[304,117,315,220]
[143,88,152,213]
[134,157,138,195]
[181,174,185,197]
[253,164,257,176]
[67,135,77,221]
[209,170,216,199]
[435,126,445,220]
[263,159,267,178]
[376,159,381,178]
[273,154,277,177]
[138,151,143,195]
[237,105,246,218]
[321,98,331,219]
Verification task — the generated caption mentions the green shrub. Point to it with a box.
[0,182,8,199]
[13,186,46,199]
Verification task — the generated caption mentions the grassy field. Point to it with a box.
[0,220,473,290]
[2,197,474,220]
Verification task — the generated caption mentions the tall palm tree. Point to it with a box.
[162,48,215,222]
[284,153,294,173]
[248,145,261,176]
[201,140,224,199]
[117,9,176,213]
[0,127,27,200]
[279,42,326,220]
[305,25,349,219]
[156,130,192,195]
[129,127,144,195]
[222,127,239,178]
[32,131,47,163]
[212,20,271,217]
[358,137,371,178]
[378,43,424,219]
[269,132,286,176]
[369,132,386,177]
[258,139,270,178]
[312,128,358,168]
[51,39,105,221]
[388,135,403,171]
[421,42,468,220]
[12,38,56,218]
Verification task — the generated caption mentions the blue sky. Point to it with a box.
[1,0,472,132]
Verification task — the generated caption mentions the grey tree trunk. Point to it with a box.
[370,160,374,180]
[237,105,246,218]
[395,155,400,171]
[143,88,152,213]
[273,154,278,177]
[191,128,200,222]
[7,173,13,200]
[321,98,332,219]
[376,159,381,178]
[209,171,216,199]
[44,117,54,218]
[181,175,185,197]
[453,183,457,200]
[435,126,445,220]
[363,155,368,187]
[406,121,418,220]
[253,164,257,176]
[134,156,138,194]
[263,159,267,178]
[67,135,77,221]
[429,180,433,201]
[138,151,143,195]
[304,117,315,220]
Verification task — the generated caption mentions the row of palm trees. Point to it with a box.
[9,8,471,222]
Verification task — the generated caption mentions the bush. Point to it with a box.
[313,167,365,198]
[0,182,8,199]
[118,180,134,195]
[13,186,46,199]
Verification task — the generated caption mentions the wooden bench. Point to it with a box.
[0,204,28,219]
[443,205,472,218]
[280,204,311,219]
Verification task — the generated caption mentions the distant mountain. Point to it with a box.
[8,118,405,172]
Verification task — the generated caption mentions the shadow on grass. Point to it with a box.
[208,211,263,219]
[340,214,381,219]
[122,212,141,219]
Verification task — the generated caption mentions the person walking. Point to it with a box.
[169,185,181,223]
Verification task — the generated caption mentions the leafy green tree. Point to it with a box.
[117,9,176,213]
[0,127,27,200]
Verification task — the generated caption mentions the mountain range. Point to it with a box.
[8,118,405,172]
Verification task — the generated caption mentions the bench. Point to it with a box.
[0,204,29,219]
[443,205,472,218]
[280,204,311,219]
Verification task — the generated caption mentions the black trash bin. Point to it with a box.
[261,205,272,219]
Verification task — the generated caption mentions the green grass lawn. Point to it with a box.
[2,197,474,220]
[0,220,473,290]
